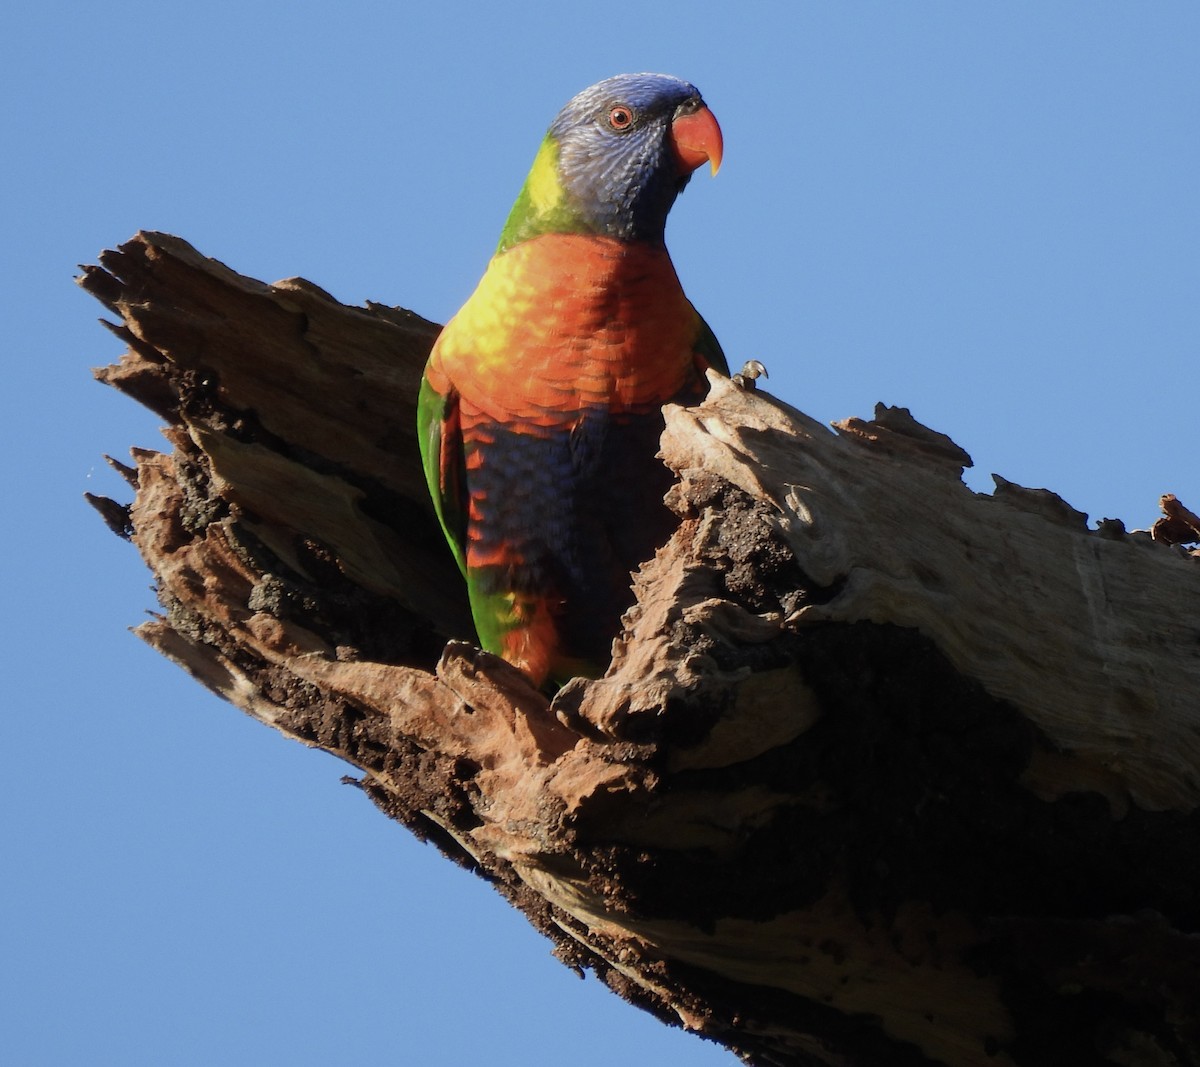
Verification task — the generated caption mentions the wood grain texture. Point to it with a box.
[84,231,1200,1067]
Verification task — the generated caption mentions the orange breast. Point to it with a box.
[426,234,700,427]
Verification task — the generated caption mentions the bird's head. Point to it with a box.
[497,73,722,252]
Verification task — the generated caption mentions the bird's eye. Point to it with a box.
[607,105,635,131]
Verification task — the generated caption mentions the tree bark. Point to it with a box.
[82,231,1200,1067]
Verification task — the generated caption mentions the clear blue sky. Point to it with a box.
[3,4,1197,1065]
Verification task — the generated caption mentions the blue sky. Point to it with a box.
[3,4,1197,1065]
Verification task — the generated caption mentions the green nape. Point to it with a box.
[496,135,589,253]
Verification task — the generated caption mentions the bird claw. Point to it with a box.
[732,359,769,390]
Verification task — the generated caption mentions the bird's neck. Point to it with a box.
[496,136,675,253]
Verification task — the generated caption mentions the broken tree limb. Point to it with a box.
[83,232,1200,1067]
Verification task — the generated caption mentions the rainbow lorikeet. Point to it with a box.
[418,73,727,688]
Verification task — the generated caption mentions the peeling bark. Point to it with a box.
[83,232,1200,1067]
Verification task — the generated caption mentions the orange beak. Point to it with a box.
[669,105,723,177]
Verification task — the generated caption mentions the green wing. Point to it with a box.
[693,308,729,377]
[417,371,468,579]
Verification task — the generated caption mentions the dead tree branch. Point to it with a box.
[83,232,1200,1067]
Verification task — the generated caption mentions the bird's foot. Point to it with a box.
[732,359,769,390]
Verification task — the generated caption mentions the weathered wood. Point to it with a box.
[84,232,1200,1067]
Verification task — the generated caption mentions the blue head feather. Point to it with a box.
[497,73,709,251]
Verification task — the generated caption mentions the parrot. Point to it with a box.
[417,72,727,689]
